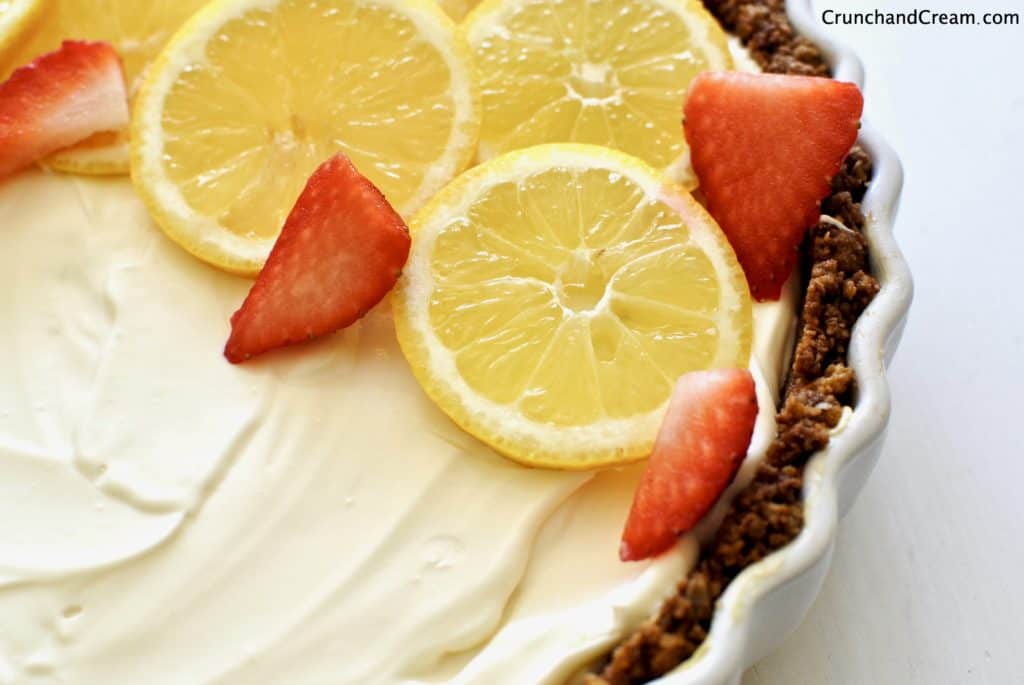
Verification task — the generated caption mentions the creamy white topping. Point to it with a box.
[0,167,795,683]
[0,18,794,683]
[728,35,761,73]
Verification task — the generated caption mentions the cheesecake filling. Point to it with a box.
[0,39,789,684]
[0,164,795,684]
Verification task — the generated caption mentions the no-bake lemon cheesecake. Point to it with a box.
[0,0,877,683]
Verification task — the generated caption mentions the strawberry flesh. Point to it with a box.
[684,72,863,300]
[0,40,128,179]
[225,154,411,363]
[620,368,758,562]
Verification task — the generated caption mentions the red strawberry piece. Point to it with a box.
[620,368,758,562]
[0,40,128,179]
[225,154,411,363]
[684,72,863,300]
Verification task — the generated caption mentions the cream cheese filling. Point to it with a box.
[0,43,792,683]
[0,168,796,684]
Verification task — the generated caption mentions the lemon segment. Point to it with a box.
[1,0,211,175]
[131,0,480,276]
[393,144,752,469]
[435,0,478,21]
[461,0,731,185]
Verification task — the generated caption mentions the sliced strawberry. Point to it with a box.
[684,72,863,300]
[0,40,128,179]
[225,154,411,363]
[620,368,758,562]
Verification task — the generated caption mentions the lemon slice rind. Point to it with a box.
[43,137,131,176]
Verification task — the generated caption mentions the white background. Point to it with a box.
[743,1,1024,683]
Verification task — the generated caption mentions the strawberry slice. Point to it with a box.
[620,368,758,562]
[225,154,411,363]
[0,40,128,179]
[684,72,863,300]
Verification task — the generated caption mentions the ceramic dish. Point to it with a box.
[659,2,913,682]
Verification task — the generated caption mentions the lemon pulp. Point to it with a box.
[0,0,45,65]
[462,0,731,180]
[131,0,480,275]
[435,0,477,20]
[394,144,752,468]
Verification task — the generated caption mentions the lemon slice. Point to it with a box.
[1,0,211,175]
[0,0,45,64]
[461,0,731,186]
[393,144,752,469]
[131,0,480,276]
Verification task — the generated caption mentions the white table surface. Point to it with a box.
[743,1,1024,683]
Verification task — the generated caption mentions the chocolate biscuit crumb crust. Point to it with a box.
[586,5,881,684]
[705,0,831,76]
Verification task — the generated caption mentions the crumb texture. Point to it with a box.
[586,16,881,683]
[704,0,831,76]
